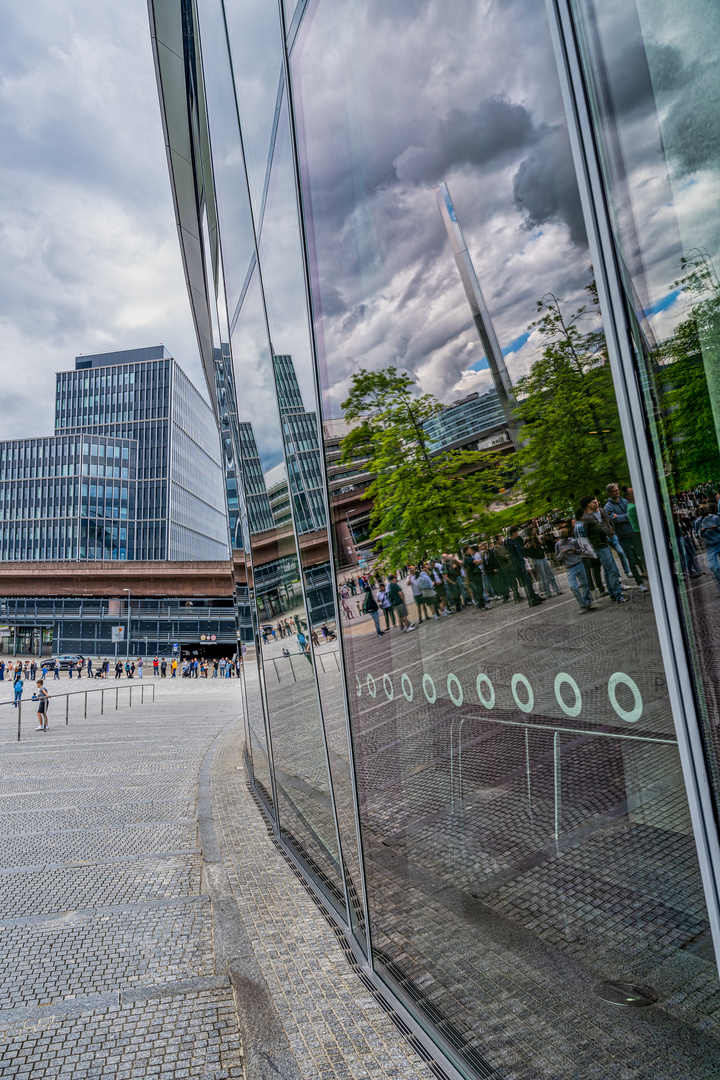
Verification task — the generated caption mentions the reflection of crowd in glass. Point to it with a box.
[672,484,720,589]
[344,482,664,631]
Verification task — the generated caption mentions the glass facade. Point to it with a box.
[0,345,229,563]
[150,1,720,1076]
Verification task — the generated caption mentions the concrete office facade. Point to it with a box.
[150,1,720,1076]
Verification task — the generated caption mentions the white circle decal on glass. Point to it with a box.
[366,673,377,699]
[447,673,463,707]
[608,672,642,723]
[511,673,534,714]
[383,674,394,701]
[356,676,362,698]
[401,674,413,701]
[476,673,495,709]
[422,674,436,703]
[554,672,582,718]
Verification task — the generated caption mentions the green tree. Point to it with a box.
[341,367,511,568]
[659,250,720,488]
[514,286,628,514]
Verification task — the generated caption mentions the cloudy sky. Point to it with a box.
[0,0,201,442]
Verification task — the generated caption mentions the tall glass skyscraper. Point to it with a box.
[1,345,229,562]
[150,1,720,1076]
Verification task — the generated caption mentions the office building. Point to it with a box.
[150,1,720,1076]
[425,389,508,452]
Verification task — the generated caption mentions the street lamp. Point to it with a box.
[123,588,131,661]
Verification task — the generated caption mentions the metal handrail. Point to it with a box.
[5,681,156,741]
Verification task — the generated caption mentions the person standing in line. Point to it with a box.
[699,502,720,591]
[604,483,647,590]
[219,657,226,677]
[41,662,48,681]
[523,528,561,598]
[505,528,544,607]
[77,659,84,679]
[35,680,50,731]
[53,659,60,680]
[68,659,73,679]
[0,660,5,682]
[406,566,425,623]
[579,495,627,603]
[115,659,122,679]
[13,669,23,708]
[555,527,595,612]
[213,658,218,677]
[138,658,143,678]
[362,585,386,636]
[160,658,167,677]
[171,657,177,678]
[87,657,93,679]
[153,657,159,676]
[386,574,415,632]
[30,660,37,681]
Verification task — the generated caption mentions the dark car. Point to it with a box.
[50,654,85,670]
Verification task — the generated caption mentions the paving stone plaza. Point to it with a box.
[0,677,434,1079]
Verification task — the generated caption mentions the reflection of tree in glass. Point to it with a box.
[340,368,512,568]
[514,283,628,513]
[660,249,720,488]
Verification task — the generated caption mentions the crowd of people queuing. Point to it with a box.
[345,481,720,635]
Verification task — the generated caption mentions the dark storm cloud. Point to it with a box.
[661,62,720,174]
[512,126,587,248]
[395,96,538,185]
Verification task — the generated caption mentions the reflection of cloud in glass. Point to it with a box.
[293,0,593,416]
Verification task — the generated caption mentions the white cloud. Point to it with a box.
[0,0,201,441]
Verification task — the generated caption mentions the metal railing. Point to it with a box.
[6,681,156,741]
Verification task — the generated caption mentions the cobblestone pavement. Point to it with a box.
[0,678,438,1079]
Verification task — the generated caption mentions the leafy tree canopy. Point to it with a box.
[341,367,513,568]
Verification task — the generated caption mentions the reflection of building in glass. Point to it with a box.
[2,346,228,562]
[273,354,326,534]
[264,462,292,531]
[424,389,508,452]
[237,422,274,536]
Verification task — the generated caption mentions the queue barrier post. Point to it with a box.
[129,686,132,707]
[101,690,104,715]
[17,701,21,742]
[153,684,155,702]
[115,688,118,710]
[65,695,69,725]
[84,692,87,719]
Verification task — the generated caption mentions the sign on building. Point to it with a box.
[111,626,125,643]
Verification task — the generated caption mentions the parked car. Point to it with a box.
[50,654,85,670]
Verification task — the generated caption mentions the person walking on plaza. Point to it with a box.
[53,659,60,680]
[160,658,167,677]
[153,656,159,676]
[35,680,50,731]
[580,495,627,603]
[13,669,23,708]
[171,657,177,678]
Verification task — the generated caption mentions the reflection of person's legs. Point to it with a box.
[619,536,643,585]
[567,563,592,609]
[707,547,720,591]
[370,610,383,636]
[598,547,622,600]
[610,535,630,575]
[584,557,603,593]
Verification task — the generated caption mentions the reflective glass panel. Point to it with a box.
[259,95,369,946]
[570,0,720,843]
[293,0,720,1075]
[231,267,344,911]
